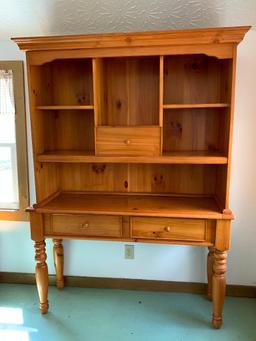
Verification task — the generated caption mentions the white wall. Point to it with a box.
[0,31,255,285]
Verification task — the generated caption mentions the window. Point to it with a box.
[0,61,29,221]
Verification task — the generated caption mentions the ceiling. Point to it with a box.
[1,0,255,40]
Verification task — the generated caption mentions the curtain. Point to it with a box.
[0,70,15,115]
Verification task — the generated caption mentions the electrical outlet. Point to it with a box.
[125,245,134,259]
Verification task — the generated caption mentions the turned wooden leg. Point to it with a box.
[212,250,227,329]
[53,239,64,289]
[35,240,49,314]
[207,247,215,300]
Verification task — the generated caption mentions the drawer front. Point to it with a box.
[131,217,207,241]
[96,126,160,156]
[46,214,122,237]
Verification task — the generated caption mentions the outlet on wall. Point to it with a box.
[125,245,134,259]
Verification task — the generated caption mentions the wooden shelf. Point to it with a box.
[36,150,228,164]
[163,103,229,109]
[33,192,224,219]
[36,105,94,110]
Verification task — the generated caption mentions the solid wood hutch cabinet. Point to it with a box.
[14,26,249,328]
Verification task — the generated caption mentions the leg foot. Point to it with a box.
[53,239,64,289]
[35,240,49,314]
[212,317,222,329]
[212,250,227,329]
[207,247,215,301]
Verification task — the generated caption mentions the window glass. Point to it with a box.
[0,70,19,209]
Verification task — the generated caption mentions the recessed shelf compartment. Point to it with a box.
[163,108,229,156]
[36,109,95,154]
[31,58,93,106]
[163,55,232,104]
[94,56,160,126]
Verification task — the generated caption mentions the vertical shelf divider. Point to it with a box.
[159,56,164,155]
[92,58,104,155]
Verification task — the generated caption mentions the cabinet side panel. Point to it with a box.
[225,50,237,208]
[27,57,60,202]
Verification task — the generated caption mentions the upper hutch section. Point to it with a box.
[13,27,249,213]
[13,26,249,159]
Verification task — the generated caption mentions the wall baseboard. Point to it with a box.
[0,272,255,298]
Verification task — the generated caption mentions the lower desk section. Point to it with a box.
[44,213,215,245]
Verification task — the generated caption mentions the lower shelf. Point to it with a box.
[33,192,226,219]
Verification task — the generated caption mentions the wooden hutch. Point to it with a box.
[13,26,249,328]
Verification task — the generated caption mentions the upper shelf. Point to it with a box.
[36,150,228,164]
[163,103,230,109]
[36,105,94,110]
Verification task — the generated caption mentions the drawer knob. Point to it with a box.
[164,226,171,232]
[80,222,89,229]
[124,139,131,145]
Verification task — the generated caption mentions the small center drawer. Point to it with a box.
[46,214,122,237]
[131,217,207,241]
[96,126,160,156]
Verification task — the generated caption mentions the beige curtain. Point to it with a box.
[0,70,15,115]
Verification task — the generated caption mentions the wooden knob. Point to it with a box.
[80,222,89,229]
[124,139,131,145]
[165,226,171,232]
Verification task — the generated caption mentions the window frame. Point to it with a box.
[0,61,29,221]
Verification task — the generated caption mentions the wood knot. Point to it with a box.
[77,94,86,104]
[92,164,106,173]
[171,122,182,136]
[116,100,122,109]
[125,36,132,44]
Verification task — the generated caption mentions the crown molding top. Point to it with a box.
[12,26,251,52]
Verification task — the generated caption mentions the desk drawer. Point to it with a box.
[96,126,160,156]
[46,214,122,237]
[131,217,207,241]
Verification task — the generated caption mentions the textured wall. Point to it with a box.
[0,0,255,39]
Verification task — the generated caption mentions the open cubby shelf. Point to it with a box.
[163,107,229,155]
[31,58,94,106]
[163,55,231,105]
[94,56,160,126]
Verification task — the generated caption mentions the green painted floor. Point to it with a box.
[0,284,255,341]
